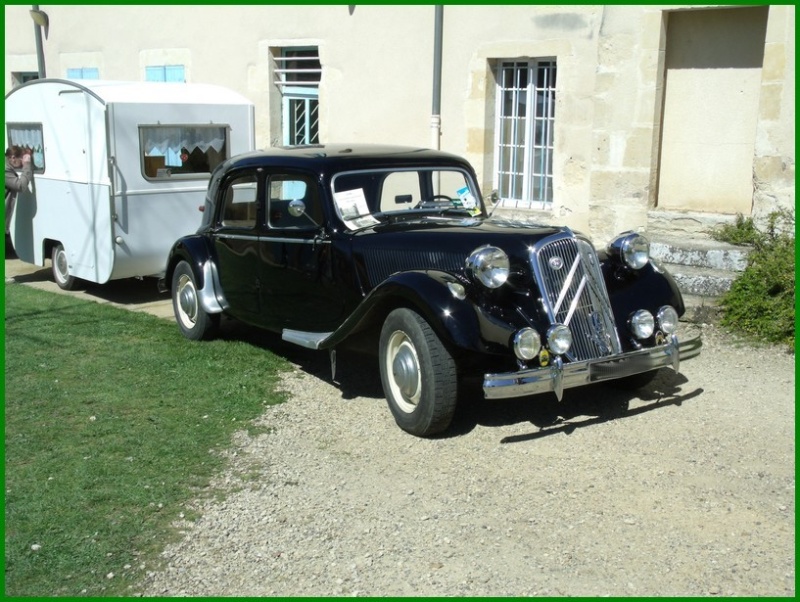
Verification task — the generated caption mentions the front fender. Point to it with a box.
[160,236,215,292]
[159,236,228,314]
[322,270,517,356]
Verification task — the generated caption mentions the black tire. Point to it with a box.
[379,308,458,437]
[608,369,659,391]
[51,243,79,290]
[171,260,218,341]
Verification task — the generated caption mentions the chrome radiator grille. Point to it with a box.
[532,233,621,361]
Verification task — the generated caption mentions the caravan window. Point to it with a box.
[6,123,45,173]
[140,125,228,180]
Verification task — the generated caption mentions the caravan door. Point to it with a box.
[8,82,114,283]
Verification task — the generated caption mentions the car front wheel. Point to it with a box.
[171,260,218,341]
[379,308,458,437]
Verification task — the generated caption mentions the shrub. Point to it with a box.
[714,210,795,351]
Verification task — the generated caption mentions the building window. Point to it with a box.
[494,59,557,209]
[145,65,185,83]
[6,122,45,173]
[11,72,38,86]
[140,125,228,179]
[274,48,320,146]
[66,67,99,79]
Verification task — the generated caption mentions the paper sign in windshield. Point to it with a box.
[333,188,379,229]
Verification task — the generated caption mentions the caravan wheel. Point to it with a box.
[51,244,79,290]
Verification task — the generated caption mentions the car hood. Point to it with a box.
[350,216,571,289]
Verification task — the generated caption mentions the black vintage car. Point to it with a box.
[160,144,702,437]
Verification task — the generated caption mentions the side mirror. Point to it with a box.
[288,199,306,217]
[287,198,322,228]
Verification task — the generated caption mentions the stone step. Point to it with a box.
[650,237,751,272]
[662,262,737,297]
[680,294,724,325]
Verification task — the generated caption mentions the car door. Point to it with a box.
[213,169,264,321]
[257,171,345,332]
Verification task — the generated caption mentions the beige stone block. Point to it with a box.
[594,71,617,96]
[640,10,666,52]
[589,201,649,243]
[638,49,661,87]
[758,83,783,121]
[624,127,657,170]
[761,43,787,83]
[591,132,609,167]
[465,128,487,155]
[754,155,793,185]
[590,169,650,200]
[764,5,794,44]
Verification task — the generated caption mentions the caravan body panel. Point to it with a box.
[5,79,255,283]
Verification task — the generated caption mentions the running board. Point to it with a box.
[282,329,333,350]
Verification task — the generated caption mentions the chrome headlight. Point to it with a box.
[514,328,541,361]
[465,245,509,289]
[608,232,650,270]
[657,305,679,334]
[629,310,655,340]
[547,324,572,355]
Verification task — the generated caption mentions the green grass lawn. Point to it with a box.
[4,284,289,596]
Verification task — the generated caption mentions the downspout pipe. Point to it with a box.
[430,5,443,150]
[32,4,47,78]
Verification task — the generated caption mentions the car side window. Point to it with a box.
[267,174,321,230]
[221,174,259,228]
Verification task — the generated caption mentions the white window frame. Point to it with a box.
[493,59,557,210]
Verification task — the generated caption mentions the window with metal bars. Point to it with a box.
[493,59,557,209]
[274,48,320,146]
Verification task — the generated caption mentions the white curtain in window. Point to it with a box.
[143,127,225,166]
[8,125,45,169]
[8,126,43,150]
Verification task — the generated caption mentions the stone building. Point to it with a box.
[4,4,794,245]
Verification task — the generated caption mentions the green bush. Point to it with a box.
[714,210,795,351]
[709,212,763,246]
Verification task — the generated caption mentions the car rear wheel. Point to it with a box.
[171,260,218,341]
[379,308,458,437]
[51,243,79,290]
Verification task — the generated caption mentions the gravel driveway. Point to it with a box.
[138,321,795,597]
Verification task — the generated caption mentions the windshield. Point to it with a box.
[330,167,484,230]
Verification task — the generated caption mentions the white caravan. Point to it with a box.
[4,79,255,289]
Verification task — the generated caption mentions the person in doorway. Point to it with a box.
[5,145,33,255]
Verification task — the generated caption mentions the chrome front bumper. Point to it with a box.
[483,333,702,401]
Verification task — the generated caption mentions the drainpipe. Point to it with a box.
[30,4,48,78]
[430,5,443,150]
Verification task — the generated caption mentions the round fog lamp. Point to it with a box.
[514,328,541,361]
[657,305,679,334]
[547,324,572,356]
[630,310,655,340]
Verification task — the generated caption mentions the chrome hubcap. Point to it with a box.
[177,276,197,324]
[392,342,420,399]
[55,250,67,279]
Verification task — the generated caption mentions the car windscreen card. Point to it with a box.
[334,188,379,229]
[457,185,480,216]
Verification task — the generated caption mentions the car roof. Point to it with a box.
[218,144,473,174]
